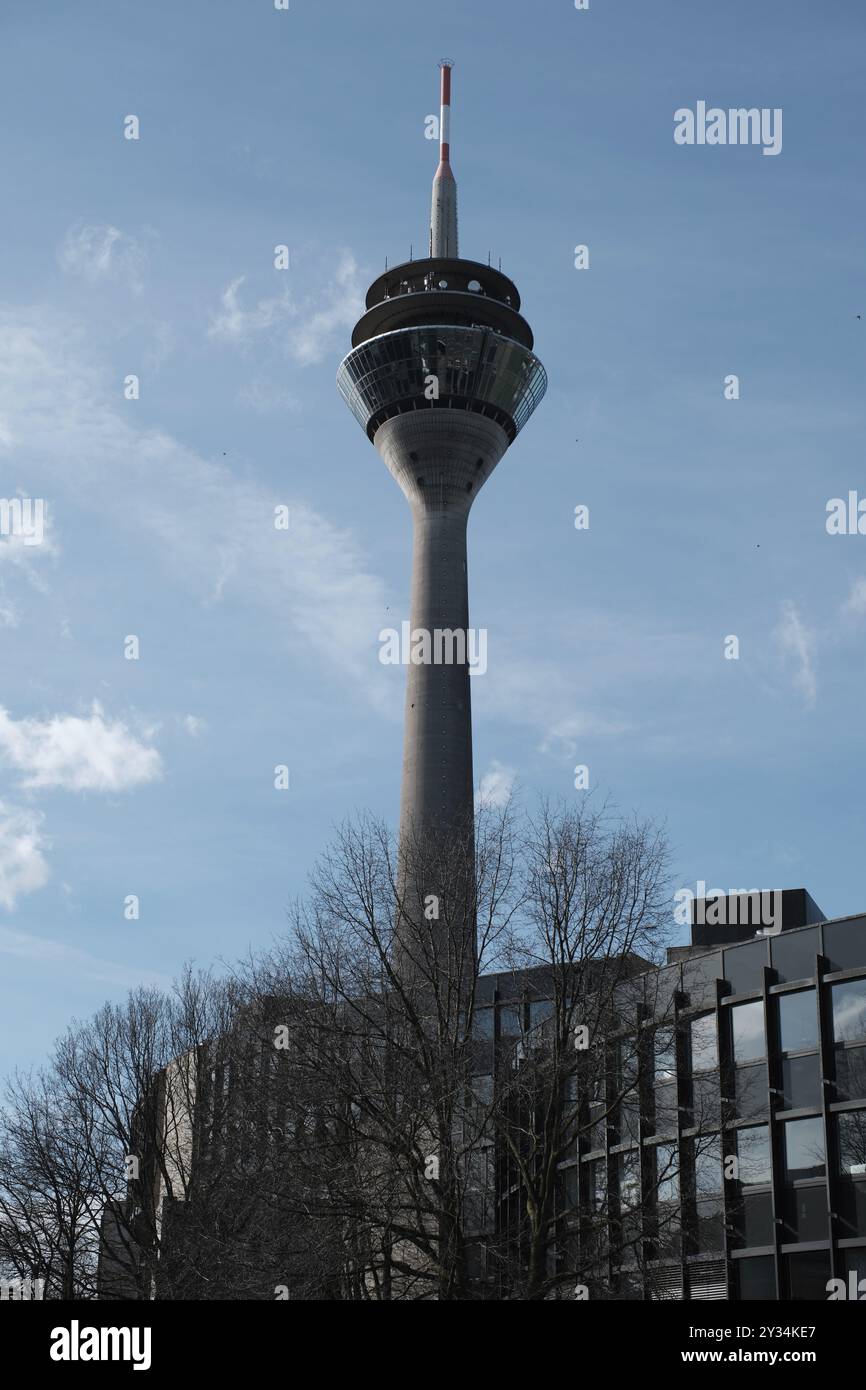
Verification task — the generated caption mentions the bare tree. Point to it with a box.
[0,1066,102,1297]
[1,799,684,1303]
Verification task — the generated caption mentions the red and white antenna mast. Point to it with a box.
[430,61,458,259]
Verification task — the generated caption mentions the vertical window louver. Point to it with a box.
[687,1259,727,1300]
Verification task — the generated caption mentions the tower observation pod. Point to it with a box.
[337,64,547,987]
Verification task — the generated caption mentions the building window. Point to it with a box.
[835,1045,866,1102]
[728,1126,773,1249]
[690,1135,723,1255]
[471,1074,494,1106]
[561,1071,578,1106]
[694,1135,723,1195]
[770,926,819,984]
[736,1192,774,1248]
[824,918,866,973]
[785,1186,828,1243]
[653,1141,680,1204]
[560,1163,579,1214]
[472,1007,495,1040]
[838,1110,866,1176]
[695,1200,724,1254]
[617,1150,641,1210]
[734,1124,772,1187]
[683,954,722,1009]
[734,1064,767,1120]
[786,1251,831,1301]
[689,1014,718,1073]
[723,938,769,996]
[652,1029,678,1137]
[737,1255,776,1300]
[781,1054,820,1110]
[783,1116,825,1182]
[616,1038,641,1145]
[654,1030,677,1083]
[587,1101,606,1153]
[779,989,819,1053]
[529,998,554,1030]
[831,980,866,1101]
[499,1003,522,1037]
[832,978,866,1044]
[590,1158,607,1213]
[653,1083,678,1137]
[732,1001,765,1064]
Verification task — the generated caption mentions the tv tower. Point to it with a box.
[337,64,547,981]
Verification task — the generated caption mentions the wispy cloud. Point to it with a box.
[0,801,50,910]
[208,275,291,345]
[0,306,391,710]
[774,600,817,708]
[0,923,170,987]
[0,500,58,570]
[842,577,866,620]
[58,222,152,294]
[237,379,303,413]
[0,589,19,628]
[208,250,364,365]
[286,251,363,365]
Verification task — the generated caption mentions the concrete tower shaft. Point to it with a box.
[336,65,546,983]
[376,406,508,881]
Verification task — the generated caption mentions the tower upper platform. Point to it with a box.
[352,258,534,350]
[337,64,547,446]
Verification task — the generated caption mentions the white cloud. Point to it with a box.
[58,222,152,294]
[208,275,291,345]
[208,250,364,365]
[0,701,163,792]
[475,760,516,810]
[181,714,206,738]
[842,577,866,620]
[0,801,50,910]
[774,600,817,708]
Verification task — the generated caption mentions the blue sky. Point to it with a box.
[1,0,864,1080]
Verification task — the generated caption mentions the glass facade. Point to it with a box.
[542,914,866,1300]
[336,325,548,441]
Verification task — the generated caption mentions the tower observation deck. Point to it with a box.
[337,64,547,984]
